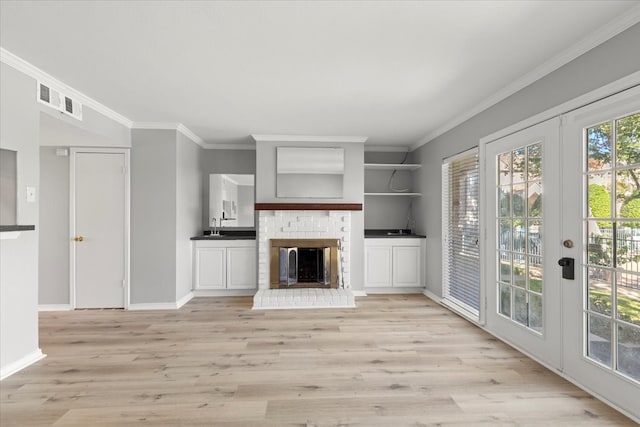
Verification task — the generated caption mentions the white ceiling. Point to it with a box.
[1,1,639,150]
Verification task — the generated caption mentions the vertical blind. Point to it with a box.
[442,150,480,316]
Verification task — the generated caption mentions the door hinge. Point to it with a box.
[122,279,126,288]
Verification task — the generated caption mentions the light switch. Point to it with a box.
[26,186,36,202]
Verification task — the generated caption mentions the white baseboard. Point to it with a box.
[0,349,46,380]
[422,288,441,302]
[38,304,72,312]
[176,291,194,309]
[351,290,367,297]
[192,289,257,297]
[128,292,194,311]
[365,287,426,294]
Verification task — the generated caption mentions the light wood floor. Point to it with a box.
[1,295,636,426]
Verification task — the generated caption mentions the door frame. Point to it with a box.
[69,147,130,309]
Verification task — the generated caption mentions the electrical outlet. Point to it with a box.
[26,186,36,203]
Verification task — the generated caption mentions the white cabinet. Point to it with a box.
[392,246,421,287]
[365,238,424,290]
[193,240,256,291]
[226,247,256,289]
[365,246,392,288]
[195,247,226,289]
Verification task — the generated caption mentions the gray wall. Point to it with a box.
[38,147,69,305]
[0,63,40,373]
[364,151,415,230]
[201,149,256,229]
[175,132,202,300]
[255,140,365,291]
[413,22,640,297]
[131,129,177,304]
[39,102,130,148]
[38,110,130,306]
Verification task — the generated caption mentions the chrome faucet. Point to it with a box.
[211,217,220,236]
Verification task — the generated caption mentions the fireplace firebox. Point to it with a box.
[270,239,340,289]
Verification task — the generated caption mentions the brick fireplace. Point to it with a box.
[253,204,360,309]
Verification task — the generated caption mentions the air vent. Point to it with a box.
[36,81,83,121]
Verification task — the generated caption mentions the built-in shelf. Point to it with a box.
[364,192,422,197]
[364,163,421,171]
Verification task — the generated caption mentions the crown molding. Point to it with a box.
[411,4,640,151]
[252,134,368,144]
[132,122,207,148]
[201,142,256,150]
[0,47,134,129]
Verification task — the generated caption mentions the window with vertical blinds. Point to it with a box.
[442,149,480,317]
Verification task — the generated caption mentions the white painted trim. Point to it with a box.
[365,287,425,294]
[252,134,368,144]
[201,143,257,150]
[176,124,204,146]
[70,147,130,310]
[253,303,356,310]
[132,122,206,148]
[38,304,72,312]
[351,290,367,297]
[0,231,21,240]
[176,291,194,309]
[412,6,640,150]
[0,48,133,129]
[192,289,256,297]
[0,349,46,380]
[480,71,640,145]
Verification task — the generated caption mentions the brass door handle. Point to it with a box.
[74,236,84,242]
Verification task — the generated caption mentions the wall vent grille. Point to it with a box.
[37,82,83,121]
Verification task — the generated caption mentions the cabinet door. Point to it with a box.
[195,247,226,289]
[392,246,421,287]
[227,247,256,289]
[365,246,393,287]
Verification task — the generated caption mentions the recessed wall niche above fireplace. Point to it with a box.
[270,239,340,289]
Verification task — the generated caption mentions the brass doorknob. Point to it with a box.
[74,236,84,242]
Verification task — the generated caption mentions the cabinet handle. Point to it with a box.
[74,236,84,242]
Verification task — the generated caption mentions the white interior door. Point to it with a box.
[484,117,562,369]
[72,150,128,309]
[561,86,640,419]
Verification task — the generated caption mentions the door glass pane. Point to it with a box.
[587,121,612,170]
[500,252,511,284]
[512,147,525,184]
[512,183,526,217]
[498,152,512,185]
[616,168,640,217]
[617,323,640,381]
[615,113,640,167]
[587,267,612,316]
[584,112,640,382]
[495,141,543,333]
[588,314,612,367]
[513,288,527,325]
[529,293,543,332]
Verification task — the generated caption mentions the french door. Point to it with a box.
[561,86,640,418]
[484,86,640,420]
[485,117,563,369]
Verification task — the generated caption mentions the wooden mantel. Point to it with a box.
[254,203,362,211]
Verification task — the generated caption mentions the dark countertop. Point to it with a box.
[365,229,426,238]
[191,228,256,241]
[0,225,35,232]
[191,235,256,241]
